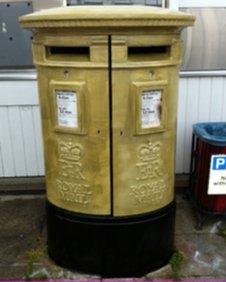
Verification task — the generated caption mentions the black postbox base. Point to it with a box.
[46,200,175,278]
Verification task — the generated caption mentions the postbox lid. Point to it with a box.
[193,122,226,147]
[19,6,195,29]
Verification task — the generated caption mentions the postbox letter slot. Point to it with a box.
[46,46,90,61]
[128,46,170,61]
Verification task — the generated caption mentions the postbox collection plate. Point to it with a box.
[141,90,162,129]
[56,90,78,128]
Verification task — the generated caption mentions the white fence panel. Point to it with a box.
[176,78,187,174]
[0,73,226,177]
[198,78,212,122]
[7,106,27,176]
[32,106,45,175]
[0,81,39,106]
[0,105,44,177]
[0,77,44,177]
[176,75,226,173]
[20,106,40,176]
[0,107,16,177]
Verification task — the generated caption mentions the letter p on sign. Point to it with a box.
[213,156,226,170]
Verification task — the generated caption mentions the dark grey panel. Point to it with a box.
[180,8,226,71]
[0,1,33,68]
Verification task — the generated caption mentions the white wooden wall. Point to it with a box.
[176,0,226,173]
[176,75,226,173]
[0,80,44,177]
[0,75,226,177]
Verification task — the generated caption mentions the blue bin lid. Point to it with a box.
[193,122,226,146]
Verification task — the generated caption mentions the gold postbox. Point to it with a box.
[20,6,195,277]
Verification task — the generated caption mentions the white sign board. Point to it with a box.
[208,154,226,195]
[56,90,78,128]
[141,90,162,129]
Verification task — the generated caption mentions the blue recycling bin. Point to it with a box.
[190,122,226,215]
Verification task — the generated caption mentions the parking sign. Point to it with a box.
[208,155,226,195]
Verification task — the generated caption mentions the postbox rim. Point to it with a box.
[19,5,195,29]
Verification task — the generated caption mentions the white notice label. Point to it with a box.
[141,90,162,129]
[56,90,78,128]
[208,154,226,195]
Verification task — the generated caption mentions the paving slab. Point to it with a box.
[0,263,28,280]
[0,194,226,279]
[175,233,226,278]
[145,265,172,279]
[176,194,226,235]
[0,195,45,236]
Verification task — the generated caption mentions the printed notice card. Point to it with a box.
[141,90,161,129]
[56,90,78,128]
[208,155,226,195]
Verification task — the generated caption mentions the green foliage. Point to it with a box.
[169,250,186,280]
[24,247,48,280]
[217,227,226,238]
[27,248,44,262]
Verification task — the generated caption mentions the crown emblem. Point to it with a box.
[58,140,82,162]
[138,141,161,162]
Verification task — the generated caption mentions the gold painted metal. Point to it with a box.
[111,35,183,216]
[20,6,195,216]
[30,34,111,215]
[19,6,194,29]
